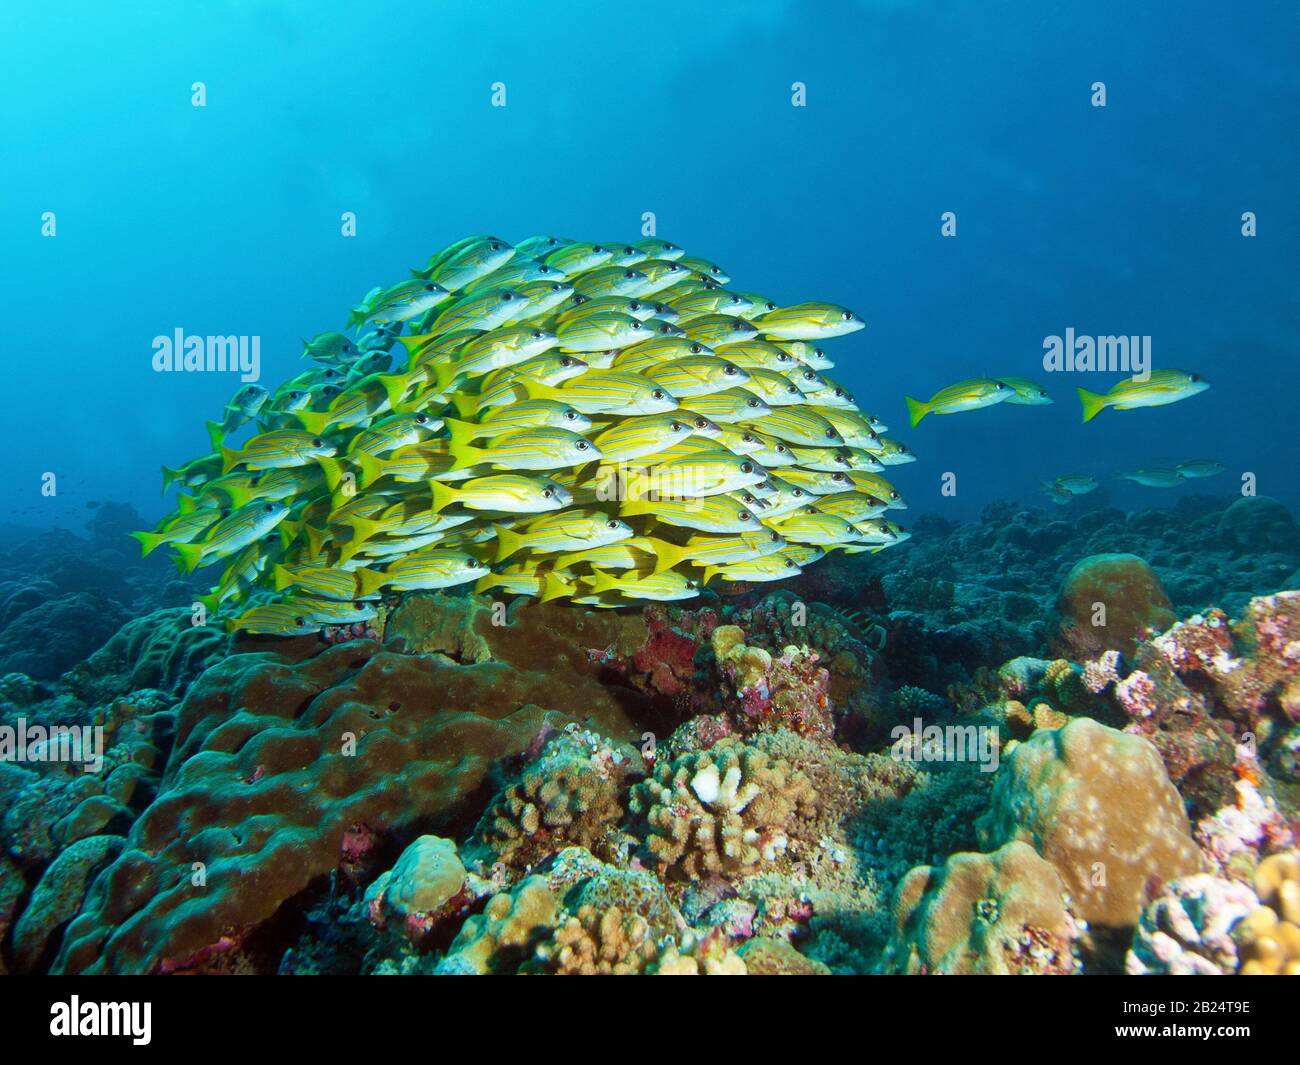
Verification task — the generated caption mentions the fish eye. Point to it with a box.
[842,311,854,320]
[694,418,709,429]
[424,283,436,291]
[564,409,578,420]
[551,283,564,292]
[538,265,552,274]
[742,433,755,443]
[671,421,685,432]
[561,356,575,366]
[543,488,553,497]
[353,601,364,610]
[890,490,900,499]
[500,291,513,301]
[776,444,788,453]
[664,243,676,251]
[793,488,806,497]
[312,438,324,448]
[295,617,306,626]
[1190,373,1201,382]
[658,323,673,333]
[746,399,759,408]
[732,321,745,331]
[490,242,502,250]
[548,237,559,246]
[690,344,703,354]
[624,270,635,279]
[606,519,619,529]
[652,389,666,400]
[737,510,747,521]
[592,244,604,252]
[740,462,753,474]
[833,472,847,482]
[576,440,589,450]
[724,364,738,375]
[531,330,544,339]
[629,301,642,312]
[623,246,635,255]
[712,266,723,275]
[828,429,842,440]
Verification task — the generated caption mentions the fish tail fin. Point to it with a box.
[344,516,381,558]
[354,567,389,599]
[433,360,460,396]
[446,418,486,470]
[904,396,928,428]
[175,493,197,515]
[619,496,651,518]
[173,541,205,574]
[648,539,687,574]
[586,567,619,596]
[474,572,502,594]
[347,306,369,330]
[429,479,460,514]
[272,563,295,592]
[347,451,381,491]
[520,376,559,403]
[294,409,332,436]
[492,523,523,563]
[160,464,181,493]
[377,371,412,409]
[317,457,346,493]
[196,591,221,617]
[1076,387,1107,423]
[130,530,164,557]
[205,420,226,452]
[540,572,571,603]
[450,391,480,419]
[218,445,241,473]
[701,564,722,585]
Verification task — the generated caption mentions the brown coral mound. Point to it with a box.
[1053,553,1175,657]
[977,718,1201,931]
[53,638,635,974]
[1236,850,1300,975]
[630,738,817,881]
[883,841,1077,975]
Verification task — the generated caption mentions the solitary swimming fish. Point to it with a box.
[1076,370,1209,423]
[1117,467,1186,488]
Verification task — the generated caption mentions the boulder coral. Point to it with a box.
[1053,553,1175,657]
[977,717,1201,931]
[882,841,1078,975]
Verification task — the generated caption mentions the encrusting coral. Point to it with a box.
[629,737,817,882]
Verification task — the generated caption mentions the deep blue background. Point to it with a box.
[3,0,1297,531]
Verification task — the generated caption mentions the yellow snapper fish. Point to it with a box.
[998,376,1053,405]
[752,302,864,340]
[1117,467,1186,488]
[905,379,1016,427]
[140,234,916,624]
[1077,370,1209,423]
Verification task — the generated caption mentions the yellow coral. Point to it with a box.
[1237,851,1300,975]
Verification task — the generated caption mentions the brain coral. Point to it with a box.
[629,737,817,881]
[976,717,1201,931]
[52,636,635,974]
[882,841,1078,975]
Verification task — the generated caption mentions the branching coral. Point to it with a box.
[630,738,817,882]
[474,727,636,870]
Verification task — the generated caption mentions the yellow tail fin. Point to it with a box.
[173,541,205,574]
[446,418,487,471]
[1076,387,1107,423]
[540,571,571,603]
[904,395,928,428]
[355,567,389,599]
[492,523,524,563]
[429,479,461,514]
[294,409,333,436]
[130,530,164,557]
[647,538,687,574]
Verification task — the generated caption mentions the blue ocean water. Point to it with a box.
[3,0,1296,532]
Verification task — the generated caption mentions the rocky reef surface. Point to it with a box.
[1,494,1297,975]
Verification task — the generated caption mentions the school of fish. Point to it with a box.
[134,236,915,634]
